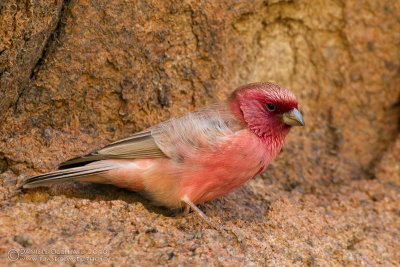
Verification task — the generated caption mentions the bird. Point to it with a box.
[19,81,305,242]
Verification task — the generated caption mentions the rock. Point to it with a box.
[14,235,33,247]
[0,0,63,120]
[0,0,399,265]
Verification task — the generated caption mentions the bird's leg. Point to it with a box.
[183,204,191,216]
[181,195,245,248]
[168,205,191,217]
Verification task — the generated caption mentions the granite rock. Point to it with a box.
[0,0,399,265]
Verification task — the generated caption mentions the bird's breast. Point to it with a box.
[178,129,275,204]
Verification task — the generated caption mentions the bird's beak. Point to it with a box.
[281,108,305,126]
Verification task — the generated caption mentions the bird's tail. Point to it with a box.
[19,161,117,189]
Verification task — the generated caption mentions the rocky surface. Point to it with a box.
[0,0,63,119]
[0,0,399,265]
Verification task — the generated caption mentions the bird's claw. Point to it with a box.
[181,195,246,249]
[213,223,246,250]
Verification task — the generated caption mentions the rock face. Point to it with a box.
[0,0,63,120]
[0,0,399,265]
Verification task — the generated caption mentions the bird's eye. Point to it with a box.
[266,103,276,111]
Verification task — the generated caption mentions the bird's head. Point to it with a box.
[228,82,305,141]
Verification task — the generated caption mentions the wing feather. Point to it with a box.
[151,103,244,161]
[59,103,243,169]
[59,130,165,169]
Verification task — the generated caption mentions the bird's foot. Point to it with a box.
[168,205,191,217]
[181,195,246,249]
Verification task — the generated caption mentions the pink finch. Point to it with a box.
[20,82,304,237]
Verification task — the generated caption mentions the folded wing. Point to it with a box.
[60,102,243,168]
[59,130,166,169]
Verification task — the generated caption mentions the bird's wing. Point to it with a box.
[59,130,166,169]
[59,102,243,169]
[151,102,244,161]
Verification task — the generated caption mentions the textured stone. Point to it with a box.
[0,0,399,265]
[0,0,63,120]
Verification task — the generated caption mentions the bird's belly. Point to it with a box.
[176,130,272,205]
[103,152,267,208]
[180,153,267,205]
[101,158,183,207]
[103,131,276,208]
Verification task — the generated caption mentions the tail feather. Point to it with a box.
[20,162,117,189]
[58,154,106,169]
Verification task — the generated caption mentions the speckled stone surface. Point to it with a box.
[0,0,399,265]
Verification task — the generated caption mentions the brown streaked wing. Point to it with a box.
[58,130,166,169]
